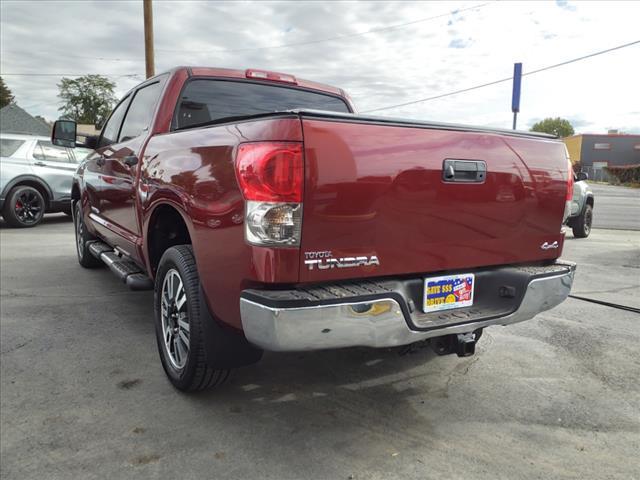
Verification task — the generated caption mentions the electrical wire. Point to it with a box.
[156,2,493,54]
[361,39,640,113]
[0,2,492,61]
[569,295,640,314]
[0,73,143,78]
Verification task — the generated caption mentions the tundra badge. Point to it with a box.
[304,251,380,270]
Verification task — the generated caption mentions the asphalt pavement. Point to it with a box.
[1,186,639,480]
[589,183,640,231]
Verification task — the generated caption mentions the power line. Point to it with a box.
[157,2,493,54]
[0,2,492,63]
[1,51,143,62]
[0,73,143,78]
[362,39,640,113]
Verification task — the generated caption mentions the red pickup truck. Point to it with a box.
[52,66,576,392]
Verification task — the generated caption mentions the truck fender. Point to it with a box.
[142,198,196,276]
[581,194,594,215]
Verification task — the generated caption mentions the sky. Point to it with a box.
[1,0,639,133]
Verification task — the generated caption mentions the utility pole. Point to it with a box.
[143,0,155,78]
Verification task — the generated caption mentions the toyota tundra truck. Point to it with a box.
[51,66,576,392]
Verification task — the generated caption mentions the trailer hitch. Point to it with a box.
[430,330,481,358]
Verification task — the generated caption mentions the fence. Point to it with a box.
[578,165,614,183]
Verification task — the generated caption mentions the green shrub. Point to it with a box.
[604,164,640,183]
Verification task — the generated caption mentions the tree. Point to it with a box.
[530,117,575,138]
[1,76,15,108]
[57,75,117,125]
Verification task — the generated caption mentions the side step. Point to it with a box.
[88,241,154,291]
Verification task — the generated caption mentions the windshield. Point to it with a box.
[174,79,350,130]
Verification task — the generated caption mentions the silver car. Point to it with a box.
[0,133,91,227]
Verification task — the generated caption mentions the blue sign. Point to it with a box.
[511,63,522,113]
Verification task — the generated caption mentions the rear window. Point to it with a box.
[174,79,350,130]
[1,138,25,157]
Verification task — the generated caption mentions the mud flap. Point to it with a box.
[198,285,263,369]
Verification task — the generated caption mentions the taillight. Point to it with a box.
[563,154,574,225]
[566,159,574,201]
[235,142,303,246]
[236,143,303,202]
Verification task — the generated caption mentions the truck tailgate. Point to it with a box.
[299,117,569,282]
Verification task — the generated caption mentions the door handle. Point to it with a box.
[33,161,47,167]
[96,156,106,167]
[442,159,487,183]
[123,155,138,167]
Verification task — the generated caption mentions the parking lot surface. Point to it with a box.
[1,205,639,479]
[589,183,640,231]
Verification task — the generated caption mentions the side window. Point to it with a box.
[99,95,130,148]
[33,140,72,163]
[0,138,25,157]
[119,81,163,142]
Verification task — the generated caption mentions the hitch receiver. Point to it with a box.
[455,333,476,357]
[430,331,480,358]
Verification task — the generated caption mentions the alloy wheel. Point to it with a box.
[160,269,190,369]
[14,190,42,225]
[75,205,84,259]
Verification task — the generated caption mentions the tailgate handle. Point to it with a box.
[442,159,486,183]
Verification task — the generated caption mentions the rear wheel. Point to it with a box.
[572,204,593,238]
[2,186,45,228]
[154,245,230,392]
[74,201,102,268]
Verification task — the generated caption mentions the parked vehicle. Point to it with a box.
[566,171,594,238]
[53,66,576,392]
[0,133,91,227]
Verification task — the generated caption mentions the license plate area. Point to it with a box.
[423,273,475,313]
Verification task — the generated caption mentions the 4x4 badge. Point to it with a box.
[540,241,559,250]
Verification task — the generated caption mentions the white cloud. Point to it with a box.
[1,0,638,133]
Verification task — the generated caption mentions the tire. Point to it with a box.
[2,186,45,228]
[572,203,593,238]
[154,245,230,392]
[74,201,102,268]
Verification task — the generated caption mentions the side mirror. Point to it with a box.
[95,120,104,131]
[84,135,99,149]
[577,171,588,181]
[52,119,77,148]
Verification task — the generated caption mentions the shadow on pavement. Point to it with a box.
[0,213,72,229]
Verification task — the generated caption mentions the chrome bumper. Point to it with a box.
[240,263,575,352]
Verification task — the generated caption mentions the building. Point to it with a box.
[77,124,100,137]
[0,104,51,136]
[564,132,640,180]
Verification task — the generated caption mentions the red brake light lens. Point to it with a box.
[236,142,303,203]
[245,69,297,84]
[566,159,574,201]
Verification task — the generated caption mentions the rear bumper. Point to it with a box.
[240,261,576,351]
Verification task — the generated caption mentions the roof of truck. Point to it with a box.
[157,66,346,98]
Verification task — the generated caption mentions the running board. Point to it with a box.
[88,241,153,291]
